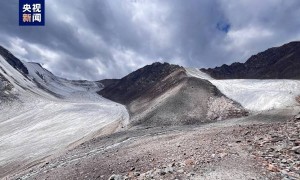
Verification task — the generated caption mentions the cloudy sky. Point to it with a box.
[0,0,300,80]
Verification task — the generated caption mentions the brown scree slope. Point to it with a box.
[99,62,248,127]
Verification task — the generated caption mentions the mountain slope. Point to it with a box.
[0,45,106,101]
[99,62,248,127]
[0,46,129,178]
[99,62,184,104]
[201,41,300,79]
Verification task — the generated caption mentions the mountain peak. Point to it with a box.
[99,62,185,104]
[201,41,300,79]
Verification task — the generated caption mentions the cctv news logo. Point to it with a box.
[19,0,45,26]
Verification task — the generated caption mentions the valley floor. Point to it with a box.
[9,107,300,180]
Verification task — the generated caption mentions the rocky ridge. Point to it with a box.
[201,41,300,79]
[99,62,184,104]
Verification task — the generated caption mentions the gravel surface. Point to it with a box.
[7,108,299,180]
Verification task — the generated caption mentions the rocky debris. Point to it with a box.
[108,174,125,180]
[296,96,300,104]
[291,146,300,154]
[13,120,268,179]
[102,123,272,180]
[201,41,300,79]
[13,110,297,180]
[108,160,220,180]
[106,141,267,180]
[237,114,300,180]
[128,76,249,127]
[207,96,248,120]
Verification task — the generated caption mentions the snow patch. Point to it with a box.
[186,68,300,111]
[185,67,213,80]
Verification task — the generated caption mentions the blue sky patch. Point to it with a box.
[216,22,231,33]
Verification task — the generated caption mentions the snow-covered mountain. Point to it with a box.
[0,46,129,177]
[0,46,105,102]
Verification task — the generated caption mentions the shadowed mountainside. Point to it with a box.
[201,41,300,79]
[99,62,184,104]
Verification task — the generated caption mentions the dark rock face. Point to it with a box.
[201,41,300,79]
[0,46,28,75]
[99,62,184,104]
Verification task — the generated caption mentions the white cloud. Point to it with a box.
[226,26,273,50]
[7,38,28,57]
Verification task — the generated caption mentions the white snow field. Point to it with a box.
[186,68,300,111]
[0,56,129,175]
